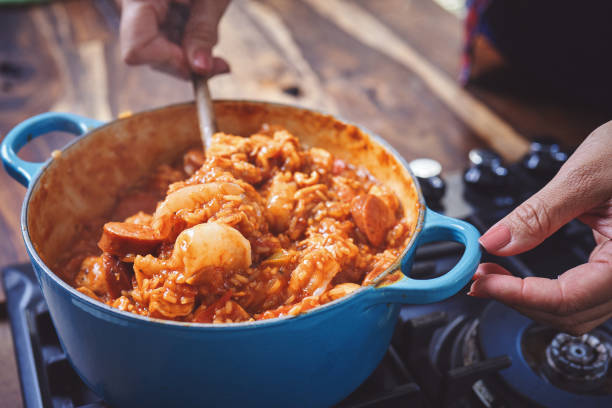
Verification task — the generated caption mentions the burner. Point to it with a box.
[544,333,610,392]
[479,302,612,407]
[394,293,515,408]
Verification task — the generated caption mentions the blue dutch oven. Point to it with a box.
[1,101,480,407]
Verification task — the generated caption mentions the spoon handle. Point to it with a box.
[192,75,216,151]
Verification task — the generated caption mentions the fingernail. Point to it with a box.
[467,281,482,297]
[479,224,511,251]
[192,50,210,71]
[471,264,485,281]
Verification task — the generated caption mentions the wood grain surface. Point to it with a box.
[0,1,607,406]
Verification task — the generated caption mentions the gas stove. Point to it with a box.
[2,141,611,408]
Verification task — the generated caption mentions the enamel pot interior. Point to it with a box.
[25,100,423,324]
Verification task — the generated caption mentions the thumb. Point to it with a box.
[182,0,230,76]
[480,130,610,256]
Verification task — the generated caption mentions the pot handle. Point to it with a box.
[1,112,103,187]
[372,209,481,304]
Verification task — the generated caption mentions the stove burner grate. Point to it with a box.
[2,264,105,408]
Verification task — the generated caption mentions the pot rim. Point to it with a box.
[21,99,425,331]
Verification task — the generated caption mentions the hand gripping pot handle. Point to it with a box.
[1,113,103,187]
[374,209,481,304]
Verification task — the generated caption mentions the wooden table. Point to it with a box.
[0,1,607,405]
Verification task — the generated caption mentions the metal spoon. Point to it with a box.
[192,75,216,151]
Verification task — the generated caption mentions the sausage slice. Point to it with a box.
[98,222,162,257]
[351,194,395,247]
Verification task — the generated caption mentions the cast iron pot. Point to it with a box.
[1,101,480,408]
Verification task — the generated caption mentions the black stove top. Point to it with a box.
[2,142,612,408]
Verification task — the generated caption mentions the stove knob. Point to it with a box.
[409,158,446,204]
[468,148,502,168]
[464,149,509,189]
[522,139,568,176]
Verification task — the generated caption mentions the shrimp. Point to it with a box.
[151,182,244,237]
[288,249,340,299]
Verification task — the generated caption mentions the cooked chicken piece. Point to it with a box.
[264,172,297,233]
[74,253,131,299]
[134,222,252,289]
